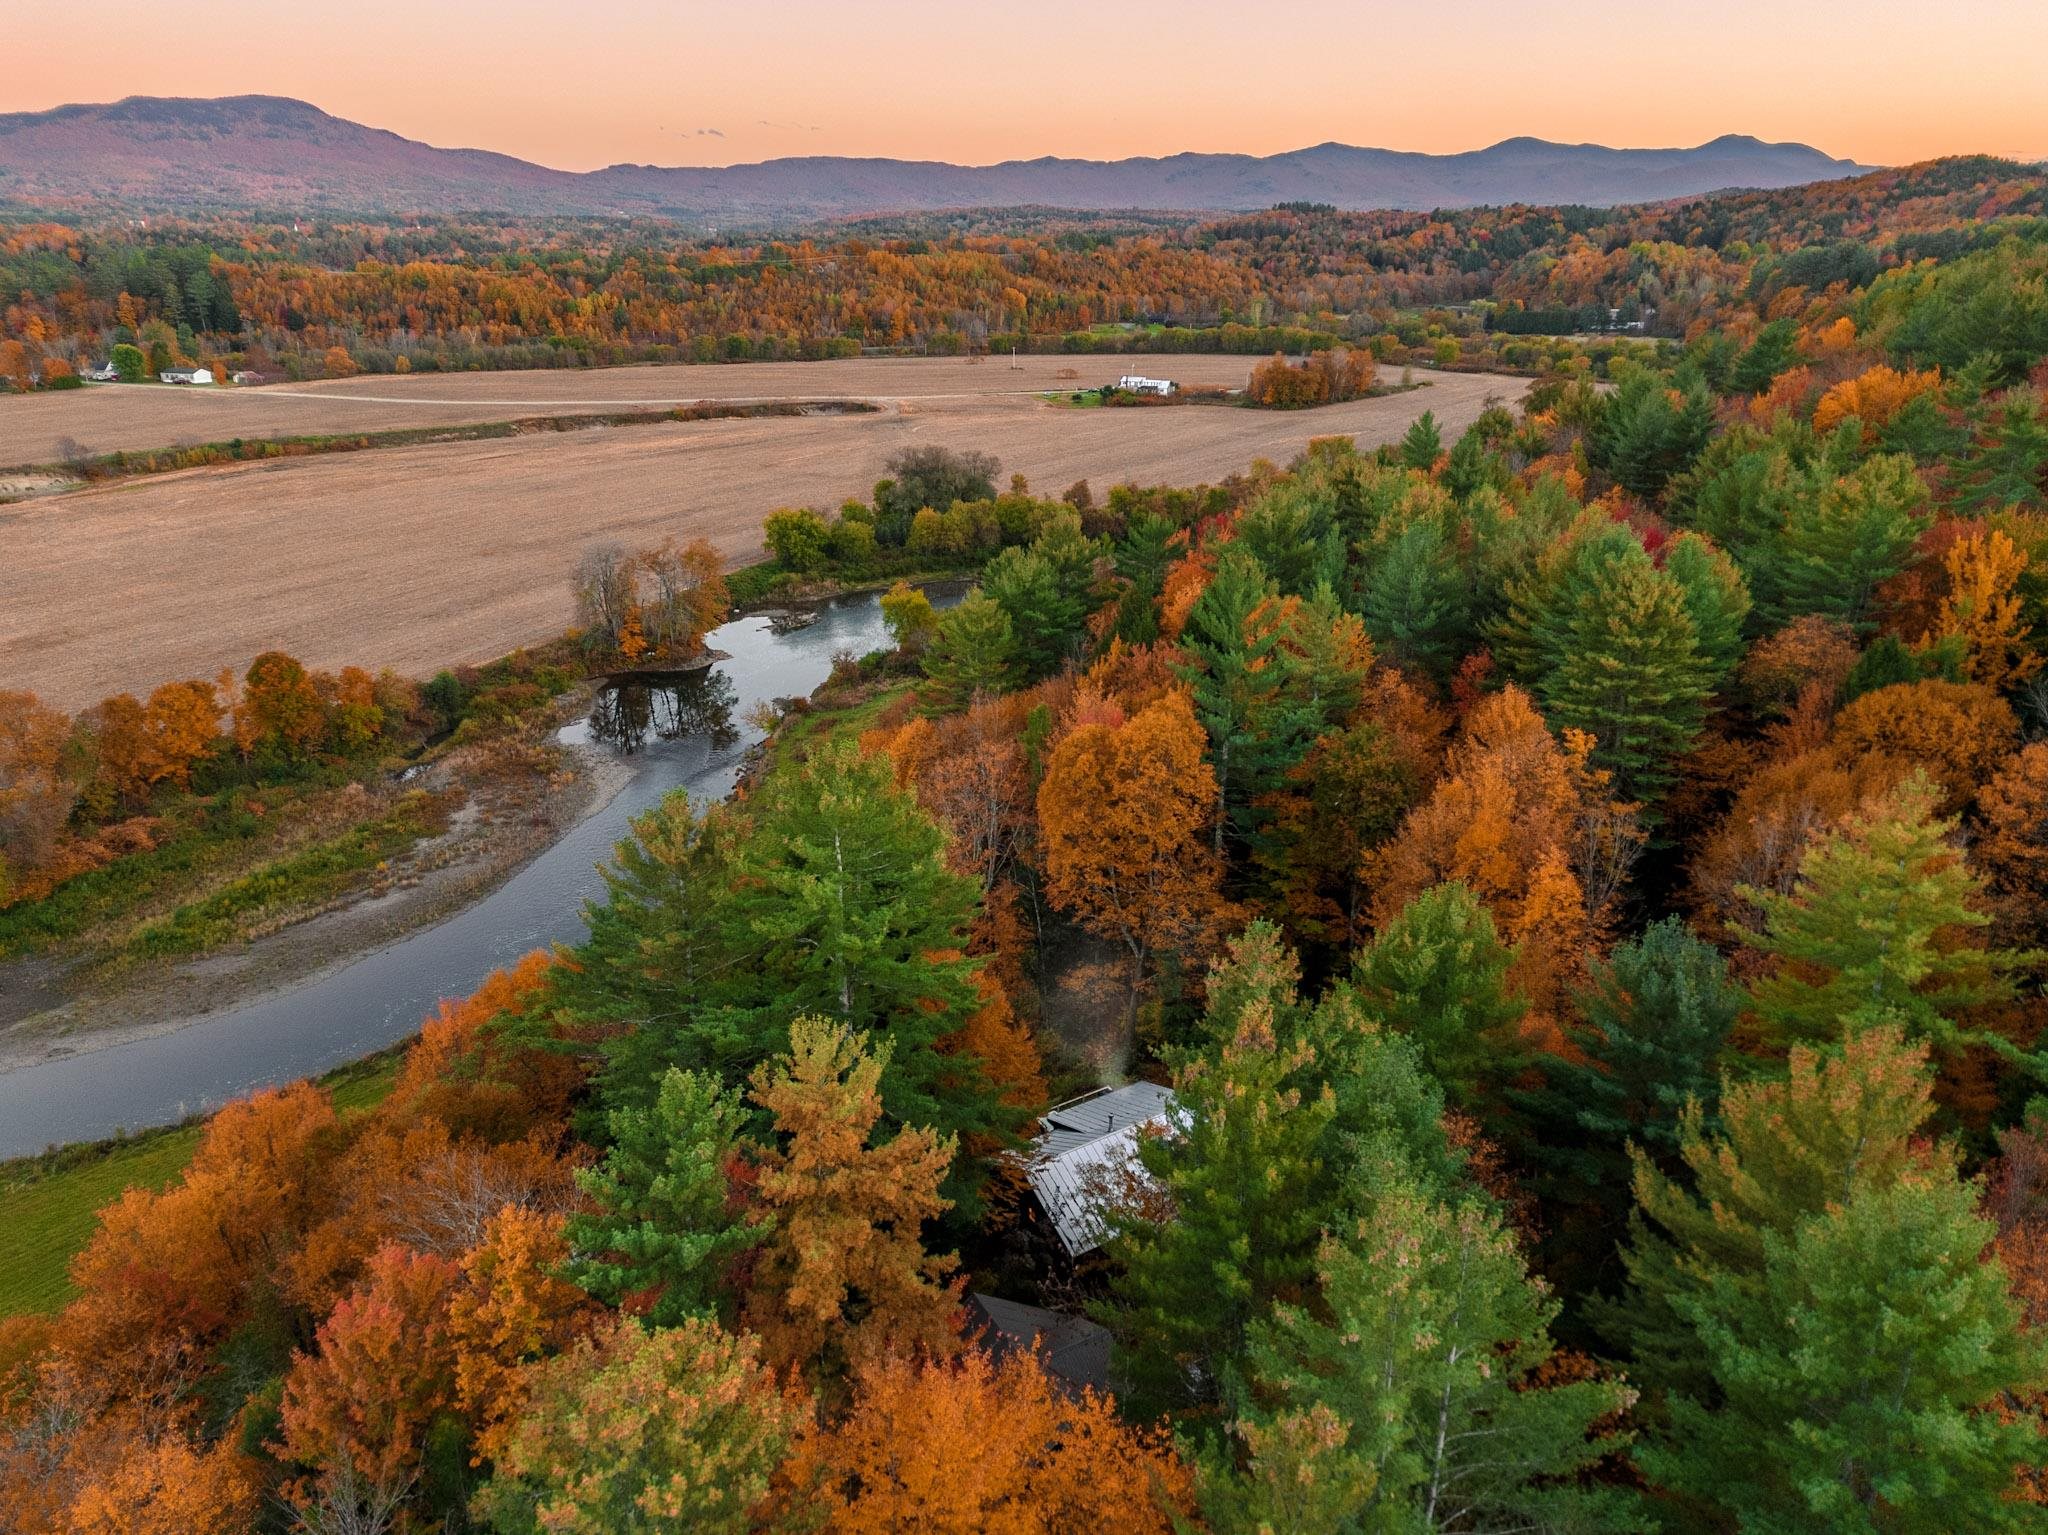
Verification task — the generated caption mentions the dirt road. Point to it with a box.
[1,363,1524,709]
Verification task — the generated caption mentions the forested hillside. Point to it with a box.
[5,157,2048,1532]
[2,156,2043,386]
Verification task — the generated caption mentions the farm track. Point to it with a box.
[0,358,1526,709]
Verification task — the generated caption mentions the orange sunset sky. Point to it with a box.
[8,0,2045,171]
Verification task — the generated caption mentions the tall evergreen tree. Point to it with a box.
[1607,1026,1941,1403]
[1104,924,1337,1416]
[1512,918,1741,1288]
[1176,547,1323,852]
[1729,317,1800,396]
[1220,1171,1636,1535]
[1539,551,1717,808]
[1960,384,2048,512]
[1769,452,1931,631]
[550,746,1015,1209]
[1359,512,1471,683]
[1399,409,1443,471]
[918,588,1017,709]
[719,740,1007,1170]
[1589,367,1716,500]
[1647,1172,2046,1534]
[1660,531,1752,681]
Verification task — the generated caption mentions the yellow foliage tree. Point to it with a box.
[1927,528,2041,690]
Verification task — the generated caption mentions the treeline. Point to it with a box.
[5,156,2044,387]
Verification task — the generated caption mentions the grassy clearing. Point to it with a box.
[124,789,456,960]
[0,1051,402,1318]
[0,785,460,970]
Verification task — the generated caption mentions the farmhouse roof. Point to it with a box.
[1025,1081,1174,1257]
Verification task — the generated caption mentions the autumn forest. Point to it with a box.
[5,147,2048,1534]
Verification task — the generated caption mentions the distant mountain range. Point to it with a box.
[0,95,1875,221]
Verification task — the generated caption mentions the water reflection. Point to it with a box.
[586,670,740,755]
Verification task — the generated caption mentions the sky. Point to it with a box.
[7,0,2045,171]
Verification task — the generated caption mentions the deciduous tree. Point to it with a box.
[472,1317,799,1535]
[1037,687,1230,1017]
[774,1349,1196,1534]
[742,1018,961,1382]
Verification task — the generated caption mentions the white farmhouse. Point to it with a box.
[1114,374,1175,396]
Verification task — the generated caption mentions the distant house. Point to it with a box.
[1115,374,1175,396]
[159,367,214,385]
[85,361,120,382]
[1022,1081,1175,1258]
[966,1293,1113,1395]
[231,370,264,386]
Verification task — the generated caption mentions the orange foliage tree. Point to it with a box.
[0,689,78,896]
[772,1348,1197,1534]
[742,1018,962,1383]
[60,1434,261,1535]
[1926,527,2041,690]
[1978,743,2048,948]
[1367,687,1639,1023]
[1036,687,1231,1017]
[278,1243,464,1489]
[1829,678,2018,812]
[1812,363,1942,441]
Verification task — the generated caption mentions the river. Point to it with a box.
[0,591,918,1159]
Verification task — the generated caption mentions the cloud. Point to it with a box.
[756,118,822,133]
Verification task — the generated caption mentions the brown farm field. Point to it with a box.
[0,359,1525,710]
[0,353,1278,467]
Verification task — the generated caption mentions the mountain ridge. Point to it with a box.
[0,95,1875,220]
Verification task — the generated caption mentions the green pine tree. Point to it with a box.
[1648,1173,2046,1533]
[1351,883,1526,1107]
[1660,530,1752,680]
[1729,317,1799,395]
[1606,1025,1941,1405]
[1399,409,1443,471]
[1769,452,1931,632]
[917,587,1017,709]
[566,1068,756,1325]
[717,740,1008,1179]
[1588,367,1715,500]
[1175,547,1329,853]
[1538,551,1716,808]
[1960,384,2048,512]
[1511,917,1741,1290]
[1359,511,1472,682]
[1737,772,2034,1066]
[1223,1171,1636,1534]
[1104,924,1337,1416]
[540,790,755,1114]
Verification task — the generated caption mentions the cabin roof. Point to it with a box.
[966,1292,1113,1393]
[1025,1082,1174,1257]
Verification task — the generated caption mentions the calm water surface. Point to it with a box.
[0,592,920,1157]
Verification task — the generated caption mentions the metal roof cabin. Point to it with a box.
[1024,1081,1174,1258]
